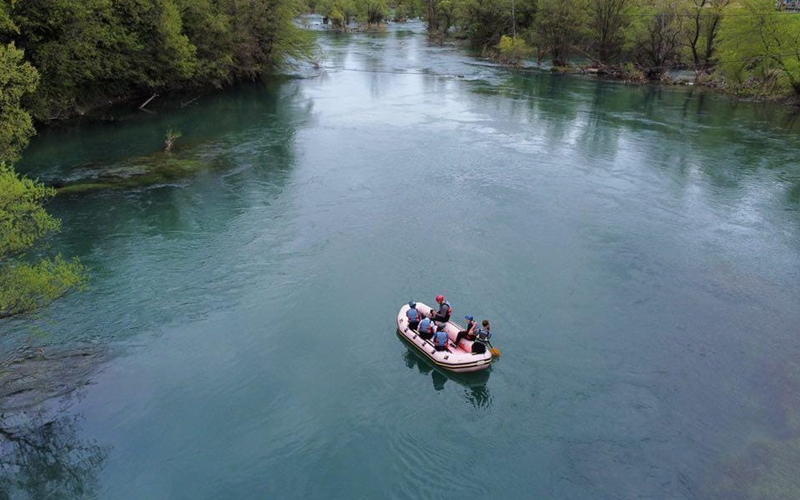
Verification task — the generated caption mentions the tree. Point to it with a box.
[586,0,634,64]
[686,0,728,72]
[0,164,86,320]
[717,0,800,95]
[533,0,586,66]
[356,0,389,26]
[631,0,687,78]
[0,42,38,164]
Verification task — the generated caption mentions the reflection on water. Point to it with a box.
[0,347,110,499]
[399,333,492,409]
[0,408,109,500]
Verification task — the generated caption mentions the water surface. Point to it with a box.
[5,22,800,499]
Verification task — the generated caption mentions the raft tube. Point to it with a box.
[396,302,492,373]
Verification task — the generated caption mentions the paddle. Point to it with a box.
[487,340,501,358]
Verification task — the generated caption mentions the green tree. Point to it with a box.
[717,0,800,95]
[586,0,634,64]
[0,42,37,164]
[0,164,86,319]
[533,0,586,66]
[174,0,236,87]
[356,0,389,26]
[686,0,728,72]
[631,0,687,78]
[454,0,536,48]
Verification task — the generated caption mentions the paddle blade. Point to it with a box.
[491,347,501,358]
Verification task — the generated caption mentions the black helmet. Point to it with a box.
[408,301,416,308]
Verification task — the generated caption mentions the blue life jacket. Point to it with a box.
[407,308,420,322]
[434,330,448,347]
[418,318,433,333]
[477,327,491,341]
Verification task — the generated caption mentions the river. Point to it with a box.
[4,21,800,499]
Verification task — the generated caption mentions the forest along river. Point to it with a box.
[4,21,800,500]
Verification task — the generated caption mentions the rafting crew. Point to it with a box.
[405,294,496,355]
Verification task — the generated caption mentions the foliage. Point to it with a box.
[717,0,800,96]
[630,0,688,78]
[495,34,533,64]
[0,42,38,164]
[586,0,635,64]
[320,0,358,29]
[685,0,728,71]
[1,0,313,120]
[453,0,536,48]
[391,0,424,20]
[356,0,389,25]
[0,163,86,319]
[533,0,587,66]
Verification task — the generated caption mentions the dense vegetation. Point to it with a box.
[353,0,800,98]
[1,0,313,121]
[1,0,313,320]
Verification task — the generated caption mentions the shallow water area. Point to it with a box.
[4,21,800,499]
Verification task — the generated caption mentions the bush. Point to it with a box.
[495,35,533,65]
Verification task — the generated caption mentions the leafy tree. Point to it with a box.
[453,0,535,48]
[0,163,86,319]
[391,0,424,20]
[686,0,728,72]
[533,0,586,66]
[631,0,687,78]
[586,0,634,64]
[174,0,236,87]
[0,42,37,164]
[356,0,389,26]
[717,0,800,95]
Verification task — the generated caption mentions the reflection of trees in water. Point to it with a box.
[0,345,110,499]
[0,410,109,500]
[400,341,493,409]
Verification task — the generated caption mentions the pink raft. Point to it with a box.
[396,302,492,373]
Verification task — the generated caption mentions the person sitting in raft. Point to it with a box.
[454,315,477,347]
[476,320,492,342]
[433,323,450,352]
[429,295,452,323]
[418,317,435,340]
[406,301,421,331]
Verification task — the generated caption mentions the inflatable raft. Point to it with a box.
[396,302,493,373]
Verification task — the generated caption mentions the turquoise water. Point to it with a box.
[4,22,800,499]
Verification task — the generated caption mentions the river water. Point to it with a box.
[4,22,800,499]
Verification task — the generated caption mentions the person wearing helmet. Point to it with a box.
[454,315,477,348]
[433,323,450,352]
[417,316,435,340]
[429,295,452,323]
[406,301,421,331]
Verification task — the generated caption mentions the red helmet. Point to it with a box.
[436,295,444,303]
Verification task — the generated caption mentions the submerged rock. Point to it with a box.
[55,150,214,194]
[0,344,109,412]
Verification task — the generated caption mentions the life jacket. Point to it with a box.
[418,318,433,333]
[434,330,448,347]
[477,327,491,341]
[437,301,452,319]
[407,308,420,322]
